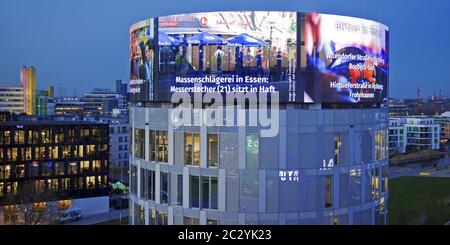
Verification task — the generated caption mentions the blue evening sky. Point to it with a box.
[0,0,449,98]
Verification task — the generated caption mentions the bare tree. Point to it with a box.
[3,180,63,225]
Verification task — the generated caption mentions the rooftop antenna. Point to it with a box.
[417,85,421,101]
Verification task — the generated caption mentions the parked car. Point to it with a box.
[60,207,82,223]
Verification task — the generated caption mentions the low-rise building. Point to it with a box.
[389,117,441,153]
[389,118,407,154]
[0,87,24,114]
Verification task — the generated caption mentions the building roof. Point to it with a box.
[0,120,107,127]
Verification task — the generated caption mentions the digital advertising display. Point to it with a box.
[129,12,389,104]
[157,11,299,102]
[303,13,389,103]
[129,18,156,102]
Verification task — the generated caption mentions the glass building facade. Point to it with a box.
[129,107,389,225]
[0,121,110,212]
[129,11,389,225]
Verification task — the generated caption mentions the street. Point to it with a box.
[63,209,129,225]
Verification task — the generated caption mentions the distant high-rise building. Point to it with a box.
[83,88,125,116]
[20,66,36,115]
[35,89,55,115]
[54,97,84,115]
[47,86,54,97]
[115,79,128,98]
[0,86,24,114]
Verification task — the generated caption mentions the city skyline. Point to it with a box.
[1,0,450,98]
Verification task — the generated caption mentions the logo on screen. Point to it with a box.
[199,16,208,27]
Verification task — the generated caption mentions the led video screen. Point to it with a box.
[156,11,299,102]
[303,13,389,103]
[129,12,389,104]
[129,18,156,102]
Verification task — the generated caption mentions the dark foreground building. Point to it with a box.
[0,120,110,223]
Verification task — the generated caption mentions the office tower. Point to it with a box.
[0,118,110,224]
[20,66,36,115]
[129,11,390,225]
[0,87,24,114]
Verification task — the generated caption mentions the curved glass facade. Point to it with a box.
[129,107,389,225]
[129,11,389,225]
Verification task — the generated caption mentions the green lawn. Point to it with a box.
[388,176,450,225]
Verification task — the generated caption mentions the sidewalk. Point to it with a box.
[64,209,129,225]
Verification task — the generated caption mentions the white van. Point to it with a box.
[60,207,82,223]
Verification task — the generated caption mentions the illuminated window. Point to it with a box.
[86,176,95,189]
[207,134,218,167]
[41,129,51,144]
[81,129,90,138]
[29,162,39,177]
[92,160,101,172]
[184,217,200,225]
[157,131,168,163]
[37,147,46,160]
[51,146,59,160]
[7,148,18,161]
[133,129,145,159]
[207,219,218,225]
[156,211,168,225]
[14,130,24,144]
[80,161,90,173]
[25,147,32,160]
[150,130,156,161]
[149,130,168,163]
[184,133,200,166]
[62,146,71,158]
[375,129,388,161]
[372,168,380,199]
[36,180,45,192]
[14,164,25,178]
[48,179,58,190]
[0,182,4,197]
[0,148,3,162]
[78,145,84,158]
[382,166,388,193]
[28,129,39,144]
[67,128,76,143]
[0,165,11,180]
[87,145,95,157]
[325,175,333,208]
[2,130,11,145]
[54,128,64,143]
[92,128,100,137]
[334,133,342,165]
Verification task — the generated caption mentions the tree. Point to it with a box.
[3,180,63,225]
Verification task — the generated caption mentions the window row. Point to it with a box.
[0,160,107,179]
[0,145,108,162]
[0,127,107,145]
[134,169,218,210]
[0,175,108,197]
[132,129,219,168]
